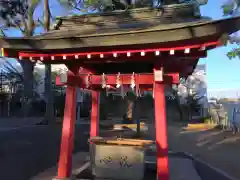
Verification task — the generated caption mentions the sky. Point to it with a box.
[1,0,240,95]
[199,0,240,92]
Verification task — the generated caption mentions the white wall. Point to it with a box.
[34,63,68,97]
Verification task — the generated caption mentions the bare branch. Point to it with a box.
[0,27,5,36]
[17,15,27,34]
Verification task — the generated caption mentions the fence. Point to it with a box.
[231,108,240,130]
[0,88,184,124]
[216,102,240,130]
[0,93,66,117]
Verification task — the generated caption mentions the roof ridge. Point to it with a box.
[55,7,159,20]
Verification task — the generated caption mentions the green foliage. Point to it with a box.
[221,0,240,59]
[222,3,235,16]
[222,0,240,16]
[57,0,151,12]
[0,0,41,36]
[57,0,112,12]
[186,92,203,114]
[227,48,240,59]
[0,28,5,36]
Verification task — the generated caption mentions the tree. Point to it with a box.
[0,0,41,117]
[0,58,46,116]
[0,0,58,124]
[58,0,153,12]
[177,67,207,120]
[222,0,240,59]
[42,0,55,125]
[169,86,184,121]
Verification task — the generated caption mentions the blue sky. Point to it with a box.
[199,0,240,91]
[1,0,240,93]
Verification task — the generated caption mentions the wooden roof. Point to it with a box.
[35,6,202,39]
[0,7,239,77]
[0,7,239,51]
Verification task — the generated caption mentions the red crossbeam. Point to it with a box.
[56,73,179,87]
[84,74,153,85]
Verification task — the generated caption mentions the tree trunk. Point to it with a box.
[123,92,135,124]
[126,99,134,121]
[188,104,192,121]
[20,60,34,117]
[43,0,55,125]
[17,1,37,117]
[43,0,50,32]
[44,64,54,125]
[170,89,184,121]
[173,90,184,121]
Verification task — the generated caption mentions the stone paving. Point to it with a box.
[168,124,240,180]
[2,117,237,180]
[31,124,203,180]
[0,122,89,180]
[0,117,42,130]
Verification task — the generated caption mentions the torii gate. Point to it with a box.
[0,7,239,180]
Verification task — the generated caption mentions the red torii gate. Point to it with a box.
[6,41,215,180]
[0,8,239,180]
[55,66,181,180]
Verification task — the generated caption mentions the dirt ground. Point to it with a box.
[168,124,240,180]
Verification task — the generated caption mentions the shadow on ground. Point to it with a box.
[168,124,240,179]
[0,124,90,180]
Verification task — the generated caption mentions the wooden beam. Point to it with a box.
[57,78,77,178]
[18,50,207,62]
[90,90,100,138]
[17,41,215,61]
[57,65,81,179]
[55,73,180,87]
[153,66,169,180]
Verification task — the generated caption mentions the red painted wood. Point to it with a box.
[165,73,180,84]
[18,51,207,62]
[55,76,62,85]
[0,34,222,180]
[57,77,77,179]
[90,90,100,138]
[153,67,169,180]
[18,41,219,59]
[82,74,154,85]
[56,73,179,87]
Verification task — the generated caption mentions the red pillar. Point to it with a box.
[56,74,77,179]
[90,90,100,138]
[153,68,169,180]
